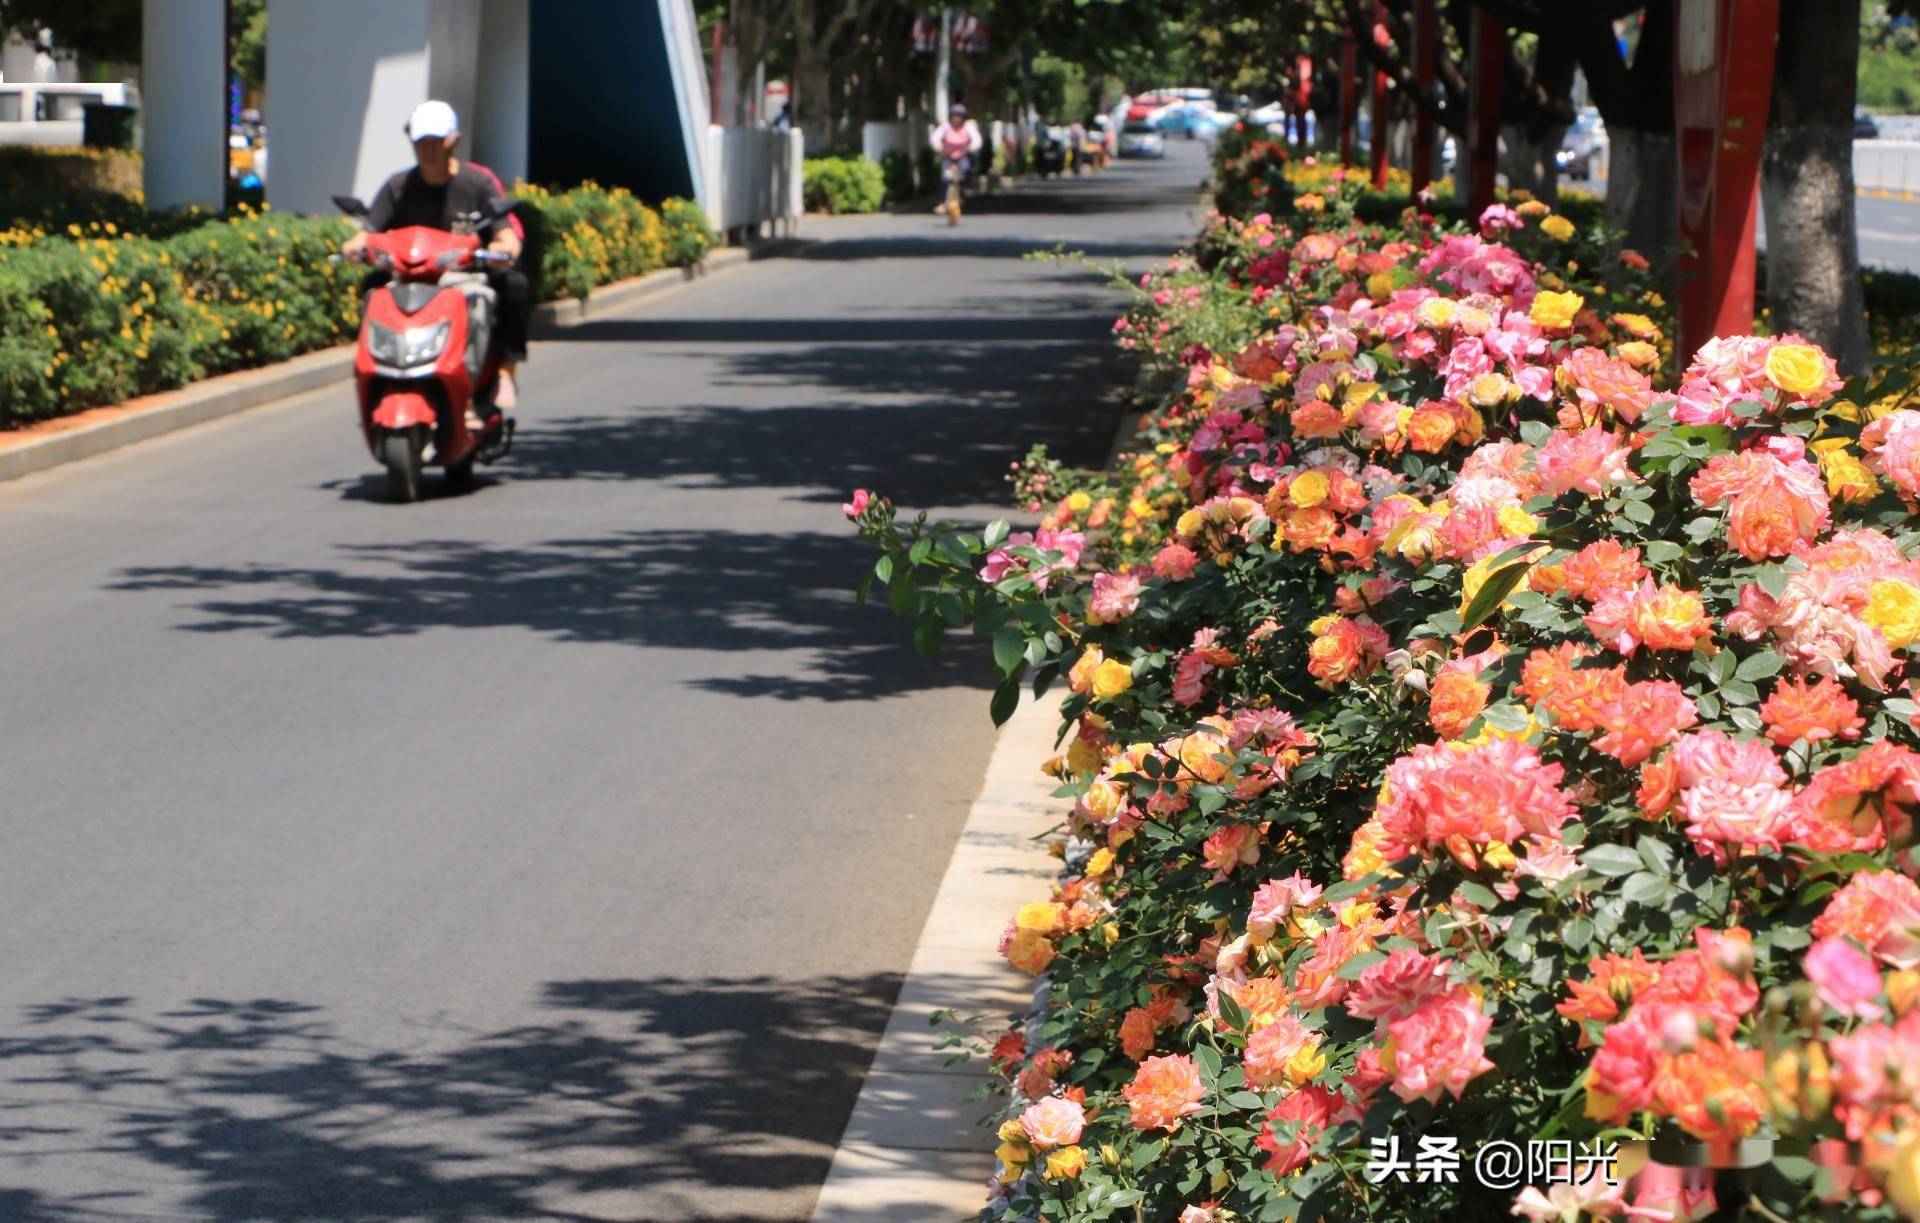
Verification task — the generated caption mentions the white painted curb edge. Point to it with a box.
[810,693,1063,1223]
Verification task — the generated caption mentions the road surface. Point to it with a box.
[0,146,1209,1221]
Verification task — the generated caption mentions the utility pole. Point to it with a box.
[934,7,952,118]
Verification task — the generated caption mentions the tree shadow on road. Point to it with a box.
[0,975,951,1221]
[110,529,989,702]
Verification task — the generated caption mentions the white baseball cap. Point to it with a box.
[405,99,459,141]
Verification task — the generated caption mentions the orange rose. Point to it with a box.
[1124,1054,1208,1131]
[1429,669,1491,740]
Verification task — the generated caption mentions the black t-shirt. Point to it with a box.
[365,164,503,240]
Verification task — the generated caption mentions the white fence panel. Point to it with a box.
[1854,140,1920,193]
[704,125,804,237]
[861,120,913,164]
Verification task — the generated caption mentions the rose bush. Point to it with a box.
[850,166,1920,1221]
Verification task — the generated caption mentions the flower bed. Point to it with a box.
[850,168,1920,1221]
[0,181,712,425]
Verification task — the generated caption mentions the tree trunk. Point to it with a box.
[1762,0,1868,374]
[1598,0,1675,261]
[1604,126,1677,260]
[1501,122,1566,204]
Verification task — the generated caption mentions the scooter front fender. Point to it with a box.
[372,391,437,433]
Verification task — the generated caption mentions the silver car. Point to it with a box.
[1118,120,1166,159]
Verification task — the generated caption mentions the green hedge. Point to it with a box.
[0,183,715,425]
[802,156,887,214]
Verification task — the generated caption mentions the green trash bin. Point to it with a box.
[82,103,139,150]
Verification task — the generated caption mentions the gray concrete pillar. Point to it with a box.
[141,0,227,211]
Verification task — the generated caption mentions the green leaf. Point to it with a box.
[912,616,945,656]
[1563,916,1593,951]
[1734,650,1784,682]
[907,537,932,566]
[1216,990,1248,1032]
[1457,880,1502,910]
[990,678,1020,726]
[1756,564,1791,600]
[1621,871,1672,905]
[1581,845,1644,877]
[1193,1043,1223,1083]
[873,554,894,583]
[982,520,1010,549]
[1223,1090,1267,1110]
[992,628,1026,677]
[1637,837,1676,875]
[1644,541,1685,565]
[1459,559,1531,632]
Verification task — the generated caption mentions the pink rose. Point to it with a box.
[1018,1095,1086,1149]
[842,488,871,519]
[1805,938,1886,1020]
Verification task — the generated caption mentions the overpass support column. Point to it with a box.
[141,0,227,211]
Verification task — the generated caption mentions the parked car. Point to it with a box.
[1117,120,1166,159]
[0,81,133,146]
[1856,109,1882,140]
[1556,106,1607,179]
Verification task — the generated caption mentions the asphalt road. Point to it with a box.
[0,146,1209,1221]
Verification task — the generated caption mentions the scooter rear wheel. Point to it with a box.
[381,429,423,503]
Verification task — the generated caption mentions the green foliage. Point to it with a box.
[877,150,917,203]
[1859,4,1920,111]
[802,156,888,215]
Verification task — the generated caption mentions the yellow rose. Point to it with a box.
[1091,658,1134,699]
[1288,470,1330,508]
[1068,646,1105,694]
[1366,271,1395,301]
[1617,340,1660,368]
[1886,1128,1920,1219]
[998,1118,1027,1142]
[1481,840,1519,871]
[1763,342,1828,398]
[1065,736,1102,776]
[1540,215,1575,240]
[1285,1040,1329,1085]
[1175,508,1205,537]
[1081,779,1123,822]
[1529,290,1585,330]
[1415,297,1457,329]
[1811,438,1879,503]
[1469,372,1514,407]
[1044,1145,1087,1180]
[1065,490,1092,514]
[1016,901,1066,934]
[1612,312,1659,338]
[1867,579,1920,649]
[995,1141,1029,1171]
[1496,503,1539,537]
[1085,847,1116,878]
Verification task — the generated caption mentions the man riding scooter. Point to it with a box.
[342,100,529,430]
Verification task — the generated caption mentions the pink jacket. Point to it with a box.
[931,120,983,158]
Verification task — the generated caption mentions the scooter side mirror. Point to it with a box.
[332,195,370,218]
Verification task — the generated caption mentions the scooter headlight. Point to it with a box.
[368,319,451,369]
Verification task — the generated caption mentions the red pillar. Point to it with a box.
[1673,0,1780,359]
[1339,30,1358,165]
[1411,0,1437,194]
[1369,3,1390,189]
[1467,8,1504,216]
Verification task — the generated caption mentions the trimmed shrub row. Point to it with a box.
[0,181,714,424]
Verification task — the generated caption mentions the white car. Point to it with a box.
[1118,120,1166,158]
[0,82,132,146]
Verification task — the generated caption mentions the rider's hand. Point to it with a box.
[341,231,369,262]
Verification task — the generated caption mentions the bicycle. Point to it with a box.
[941,157,965,226]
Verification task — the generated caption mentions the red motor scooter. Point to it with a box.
[333,195,517,502]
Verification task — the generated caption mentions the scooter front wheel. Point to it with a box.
[380,429,423,503]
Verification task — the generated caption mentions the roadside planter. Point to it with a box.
[849,159,1920,1220]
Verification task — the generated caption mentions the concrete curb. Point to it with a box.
[0,238,808,486]
[810,693,1062,1222]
